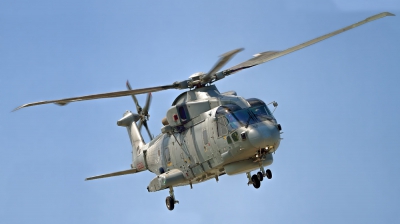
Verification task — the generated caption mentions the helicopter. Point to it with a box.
[14,12,394,211]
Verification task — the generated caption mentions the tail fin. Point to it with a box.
[117,111,145,169]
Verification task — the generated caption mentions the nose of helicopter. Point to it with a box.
[247,122,280,151]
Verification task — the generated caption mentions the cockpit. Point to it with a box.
[246,98,276,123]
[216,98,276,136]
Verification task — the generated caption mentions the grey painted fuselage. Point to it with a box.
[128,85,281,192]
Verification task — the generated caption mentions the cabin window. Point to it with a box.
[164,147,172,166]
[203,130,209,145]
[178,106,187,120]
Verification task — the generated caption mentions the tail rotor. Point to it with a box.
[126,80,153,141]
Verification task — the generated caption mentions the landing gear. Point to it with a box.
[252,174,261,189]
[246,172,261,189]
[166,196,175,210]
[246,169,273,189]
[165,187,179,211]
[266,169,272,179]
[257,171,264,182]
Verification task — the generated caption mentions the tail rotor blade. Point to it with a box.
[143,120,153,140]
[126,80,152,141]
[137,117,144,131]
[126,80,142,113]
[143,93,152,116]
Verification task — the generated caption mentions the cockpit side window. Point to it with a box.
[225,113,240,130]
[217,116,228,137]
[216,104,257,134]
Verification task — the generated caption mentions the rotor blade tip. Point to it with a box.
[233,48,244,54]
[12,105,26,112]
[234,48,244,53]
[220,48,244,57]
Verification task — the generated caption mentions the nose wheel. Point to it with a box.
[251,174,261,188]
[266,169,272,179]
[246,169,272,189]
[257,171,264,181]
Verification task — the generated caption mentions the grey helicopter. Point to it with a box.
[14,12,394,211]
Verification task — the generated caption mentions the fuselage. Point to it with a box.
[134,85,281,189]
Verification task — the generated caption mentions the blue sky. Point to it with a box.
[1,1,399,223]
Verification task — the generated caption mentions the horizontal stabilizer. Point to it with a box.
[85,168,137,181]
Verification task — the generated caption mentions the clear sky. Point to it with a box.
[1,1,399,223]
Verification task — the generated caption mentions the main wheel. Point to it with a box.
[266,169,272,179]
[251,174,261,189]
[257,171,264,181]
[166,196,175,211]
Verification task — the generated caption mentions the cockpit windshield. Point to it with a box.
[249,105,275,122]
[226,109,257,128]
[216,102,276,135]
[246,98,275,122]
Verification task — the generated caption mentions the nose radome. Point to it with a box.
[247,123,280,149]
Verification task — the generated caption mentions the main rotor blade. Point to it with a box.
[142,93,152,116]
[126,80,142,113]
[223,12,395,75]
[14,84,177,111]
[201,48,244,84]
